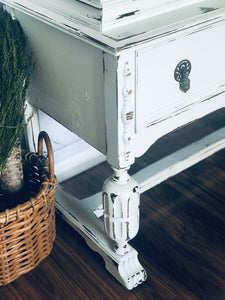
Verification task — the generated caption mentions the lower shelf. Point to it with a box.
[54,127,225,289]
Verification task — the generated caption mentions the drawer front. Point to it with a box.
[135,21,225,131]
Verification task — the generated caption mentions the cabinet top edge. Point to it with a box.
[1,0,225,54]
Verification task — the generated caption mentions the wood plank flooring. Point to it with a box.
[1,110,225,299]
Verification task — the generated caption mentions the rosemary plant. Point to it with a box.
[0,6,32,194]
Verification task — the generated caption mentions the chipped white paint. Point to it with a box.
[13,11,107,154]
[54,126,225,289]
[135,127,225,194]
[135,20,225,133]
[102,167,139,255]
[4,0,225,290]
[2,0,225,52]
[1,0,203,32]
[55,185,146,290]
[134,90,225,158]
[121,61,134,161]
[103,51,136,168]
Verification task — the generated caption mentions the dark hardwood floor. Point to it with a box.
[1,110,225,300]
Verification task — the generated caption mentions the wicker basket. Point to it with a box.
[0,131,57,286]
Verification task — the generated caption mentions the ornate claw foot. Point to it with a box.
[85,233,147,290]
[104,248,147,290]
[55,186,147,290]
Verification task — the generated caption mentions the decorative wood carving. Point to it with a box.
[55,186,147,290]
[121,62,134,162]
[103,167,139,255]
[103,248,147,290]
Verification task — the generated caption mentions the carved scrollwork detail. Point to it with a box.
[103,167,140,256]
[105,250,147,290]
[121,62,134,161]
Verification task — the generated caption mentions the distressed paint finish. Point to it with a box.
[135,20,225,132]
[55,185,147,290]
[3,0,225,290]
[121,61,134,162]
[12,9,107,154]
[132,18,225,157]
[134,127,225,194]
[103,51,136,169]
[117,53,136,168]
[134,91,225,158]
[102,167,140,255]
[1,0,225,52]
[0,0,204,32]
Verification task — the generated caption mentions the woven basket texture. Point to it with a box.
[0,131,57,285]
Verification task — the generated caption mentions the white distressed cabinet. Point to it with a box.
[2,0,225,290]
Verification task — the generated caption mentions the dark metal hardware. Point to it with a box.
[174,59,192,93]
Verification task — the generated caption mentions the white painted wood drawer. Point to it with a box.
[135,21,225,131]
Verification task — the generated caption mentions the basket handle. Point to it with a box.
[38,131,54,183]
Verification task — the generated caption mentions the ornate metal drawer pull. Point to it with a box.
[174,59,192,93]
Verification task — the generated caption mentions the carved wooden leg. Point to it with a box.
[55,165,147,289]
[102,166,146,288]
[102,167,140,255]
[56,183,147,290]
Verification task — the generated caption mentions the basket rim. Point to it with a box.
[0,131,57,225]
[0,168,56,225]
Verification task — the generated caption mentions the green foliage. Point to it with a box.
[0,6,32,171]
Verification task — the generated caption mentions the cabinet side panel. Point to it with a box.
[15,10,106,154]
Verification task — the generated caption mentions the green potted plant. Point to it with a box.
[0,6,32,208]
[0,7,57,286]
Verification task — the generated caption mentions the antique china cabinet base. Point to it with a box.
[2,0,225,290]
